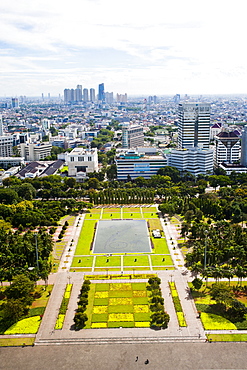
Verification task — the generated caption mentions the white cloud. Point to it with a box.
[0,0,246,95]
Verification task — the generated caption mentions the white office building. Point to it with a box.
[19,142,52,161]
[0,136,13,157]
[167,148,214,176]
[178,102,211,149]
[214,131,240,166]
[66,148,98,177]
[122,123,144,149]
[116,150,167,180]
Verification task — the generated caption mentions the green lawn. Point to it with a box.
[147,219,162,230]
[123,212,142,219]
[95,256,121,267]
[0,338,35,347]
[71,256,94,268]
[152,237,170,254]
[74,220,96,255]
[123,255,149,267]
[206,334,247,342]
[151,255,174,266]
[101,213,121,219]
[85,213,101,220]
[143,213,158,219]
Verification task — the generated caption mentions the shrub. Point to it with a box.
[74,312,88,328]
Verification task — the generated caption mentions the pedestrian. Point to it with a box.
[135,356,138,362]
[145,359,149,364]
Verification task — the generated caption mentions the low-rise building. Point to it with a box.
[167,148,214,176]
[116,150,167,180]
[19,142,52,161]
[66,148,98,177]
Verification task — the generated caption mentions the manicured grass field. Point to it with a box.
[71,256,94,268]
[152,237,170,254]
[72,205,174,272]
[123,255,150,267]
[0,337,35,347]
[84,282,151,329]
[206,334,247,342]
[85,213,101,220]
[200,312,237,330]
[95,256,121,267]
[151,255,174,266]
[123,212,142,219]
[101,212,121,219]
[143,213,158,219]
[74,220,96,255]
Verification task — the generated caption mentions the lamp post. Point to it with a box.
[34,233,39,271]
[204,230,209,270]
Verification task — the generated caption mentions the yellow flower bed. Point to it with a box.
[135,322,150,328]
[171,290,178,297]
[55,314,65,330]
[134,305,149,313]
[91,322,107,328]
[94,291,109,299]
[133,290,146,297]
[110,283,132,291]
[108,313,134,322]
[4,316,41,335]
[177,312,187,327]
[93,306,108,314]
[64,284,73,299]
[109,298,132,305]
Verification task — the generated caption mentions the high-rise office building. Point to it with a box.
[83,88,89,102]
[75,86,82,102]
[122,123,144,149]
[11,98,19,108]
[90,88,95,102]
[241,125,247,167]
[116,93,127,103]
[105,92,114,104]
[178,102,211,149]
[214,131,240,166]
[98,83,105,102]
[0,115,3,136]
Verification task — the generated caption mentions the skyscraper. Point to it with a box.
[241,125,247,167]
[83,88,89,102]
[90,88,95,102]
[178,102,210,149]
[75,85,82,102]
[98,83,105,102]
[0,115,3,136]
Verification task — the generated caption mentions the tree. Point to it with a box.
[74,312,88,328]
[88,178,100,190]
[210,283,234,308]
[150,311,170,329]
[1,298,28,323]
[5,274,35,306]
[192,278,203,290]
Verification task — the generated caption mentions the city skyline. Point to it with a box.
[0,0,247,97]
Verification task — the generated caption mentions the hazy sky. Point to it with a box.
[0,0,247,97]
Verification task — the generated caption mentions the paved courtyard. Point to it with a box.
[1,342,247,370]
[93,219,151,254]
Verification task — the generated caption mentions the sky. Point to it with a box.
[0,0,247,97]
